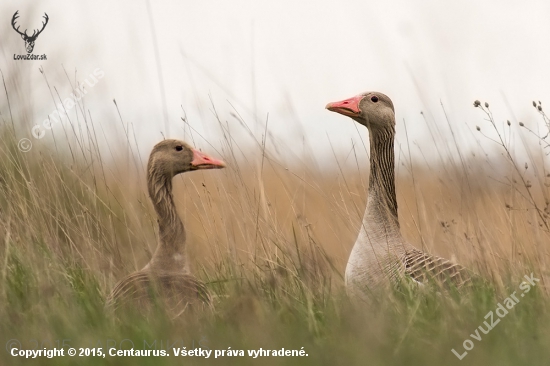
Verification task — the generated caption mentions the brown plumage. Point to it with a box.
[403,248,471,287]
[106,139,225,315]
[326,92,473,300]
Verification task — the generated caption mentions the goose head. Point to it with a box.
[148,139,225,178]
[326,91,395,130]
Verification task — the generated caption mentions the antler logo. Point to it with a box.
[11,11,49,54]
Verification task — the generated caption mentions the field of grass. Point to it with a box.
[1,66,550,366]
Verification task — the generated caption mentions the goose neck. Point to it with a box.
[146,170,187,272]
[366,127,399,227]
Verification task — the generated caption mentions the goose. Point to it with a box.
[326,92,471,300]
[106,139,225,314]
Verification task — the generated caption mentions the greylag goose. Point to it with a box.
[106,139,225,314]
[326,92,471,300]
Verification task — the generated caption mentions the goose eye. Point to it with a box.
[370,96,379,103]
[175,146,183,151]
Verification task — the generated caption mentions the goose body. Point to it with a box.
[326,92,470,300]
[106,140,225,314]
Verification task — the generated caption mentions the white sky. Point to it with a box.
[2,0,550,164]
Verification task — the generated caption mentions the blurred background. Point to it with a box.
[1,0,550,159]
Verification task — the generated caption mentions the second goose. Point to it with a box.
[326,92,471,300]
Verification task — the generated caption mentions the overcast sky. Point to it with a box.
[2,0,550,164]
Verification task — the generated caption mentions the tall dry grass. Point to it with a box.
[0,61,549,365]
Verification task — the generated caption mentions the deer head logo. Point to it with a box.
[11,11,49,54]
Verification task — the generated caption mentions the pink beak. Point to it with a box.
[191,149,226,169]
[325,95,364,117]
